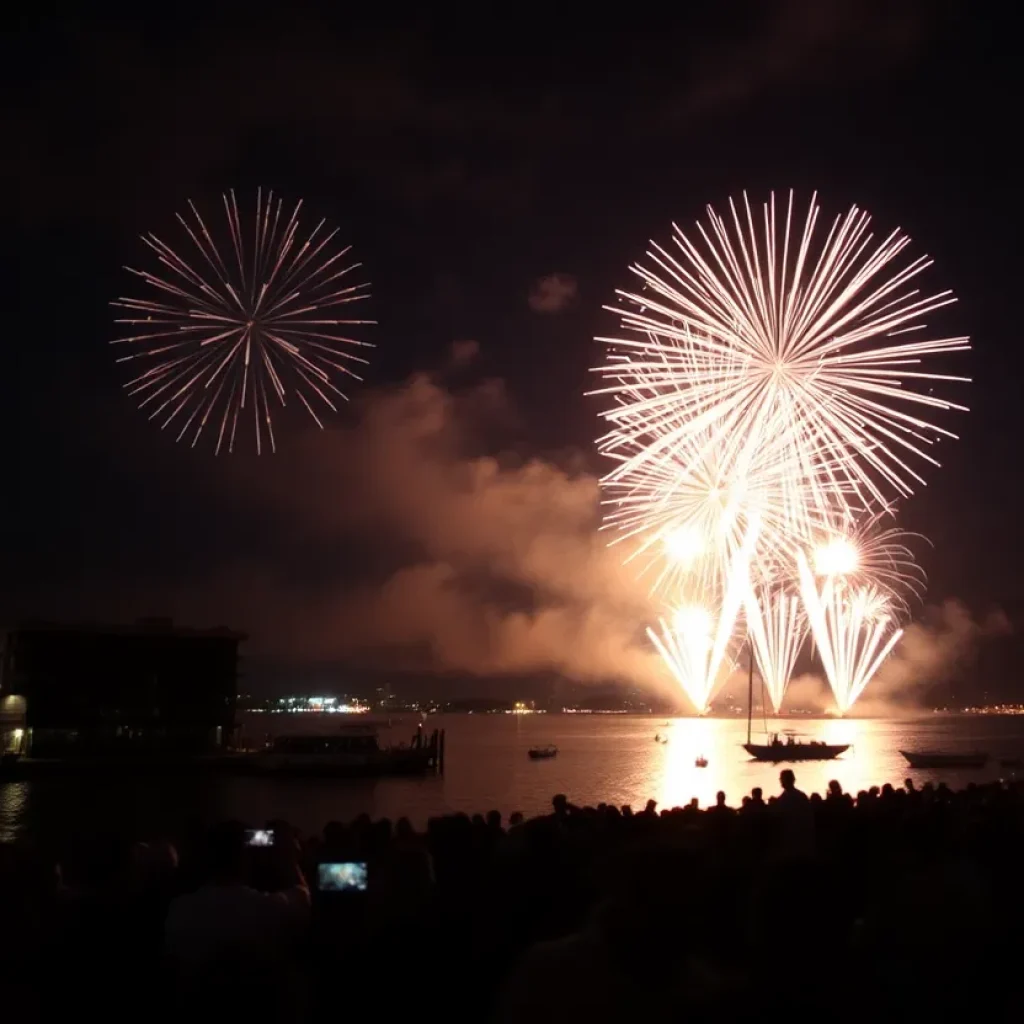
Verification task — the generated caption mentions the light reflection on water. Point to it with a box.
[2,713,1023,844]
[653,716,929,809]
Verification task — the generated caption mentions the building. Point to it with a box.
[0,618,245,757]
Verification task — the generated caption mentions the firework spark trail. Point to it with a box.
[599,415,835,600]
[111,188,375,454]
[593,191,966,712]
[597,333,844,602]
[744,582,807,712]
[797,551,904,714]
[809,510,927,613]
[648,515,759,713]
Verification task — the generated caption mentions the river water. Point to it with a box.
[2,713,1022,846]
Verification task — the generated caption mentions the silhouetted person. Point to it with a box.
[164,821,309,1018]
[775,769,815,857]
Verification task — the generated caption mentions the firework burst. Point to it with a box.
[593,190,970,512]
[593,191,968,713]
[111,188,375,454]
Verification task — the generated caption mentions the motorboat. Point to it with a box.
[901,749,989,769]
[528,745,558,760]
[695,756,708,768]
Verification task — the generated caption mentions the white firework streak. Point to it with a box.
[648,517,759,713]
[592,191,970,512]
[806,508,927,614]
[111,187,375,454]
[600,414,835,600]
[797,550,904,714]
[744,581,808,713]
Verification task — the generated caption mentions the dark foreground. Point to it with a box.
[1,774,1020,1023]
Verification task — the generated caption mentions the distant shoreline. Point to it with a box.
[238,708,1022,721]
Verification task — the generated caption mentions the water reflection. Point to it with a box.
[0,781,27,843]
[649,716,1011,809]
[2,714,1023,844]
[657,718,736,808]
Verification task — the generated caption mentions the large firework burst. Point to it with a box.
[111,188,374,454]
[593,190,970,512]
[593,191,968,714]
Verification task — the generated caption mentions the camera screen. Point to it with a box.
[245,829,275,848]
[318,862,368,892]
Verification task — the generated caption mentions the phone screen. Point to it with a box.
[245,828,275,848]
[317,862,368,892]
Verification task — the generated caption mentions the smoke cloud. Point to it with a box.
[858,601,1012,712]
[50,343,1006,709]
[528,273,579,314]
[164,345,672,693]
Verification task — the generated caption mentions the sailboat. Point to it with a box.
[741,646,849,763]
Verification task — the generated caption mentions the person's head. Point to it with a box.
[552,794,568,815]
[779,769,796,791]
[752,787,763,801]
[716,791,726,806]
[205,821,247,884]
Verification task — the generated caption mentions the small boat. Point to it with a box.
[901,749,989,769]
[654,734,668,744]
[695,756,708,768]
[528,745,558,760]
[999,757,1023,769]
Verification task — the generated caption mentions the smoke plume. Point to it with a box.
[781,602,1011,714]
[171,346,673,692]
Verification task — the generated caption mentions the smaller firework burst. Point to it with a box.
[797,516,922,713]
[111,188,375,454]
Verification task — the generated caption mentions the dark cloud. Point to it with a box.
[675,0,935,120]
[447,340,480,368]
[528,274,578,314]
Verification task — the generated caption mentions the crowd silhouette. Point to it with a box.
[1,772,1020,1022]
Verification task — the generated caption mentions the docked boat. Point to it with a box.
[900,749,989,769]
[249,723,443,777]
[528,745,558,760]
[743,736,849,763]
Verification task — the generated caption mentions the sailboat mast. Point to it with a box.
[746,639,754,745]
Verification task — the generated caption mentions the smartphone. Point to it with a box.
[245,828,275,848]
[317,861,368,892]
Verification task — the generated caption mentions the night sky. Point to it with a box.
[1,5,1020,700]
